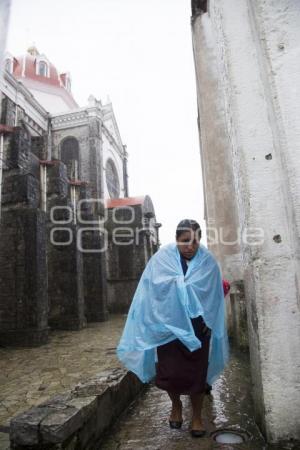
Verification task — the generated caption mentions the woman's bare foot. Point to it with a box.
[191,416,205,437]
[169,400,183,422]
[191,416,204,430]
[169,400,183,428]
[190,393,205,436]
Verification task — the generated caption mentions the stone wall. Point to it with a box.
[0,209,48,347]
[226,281,248,351]
[106,199,159,313]
[191,0,300,442]
[46,162,87,331]
[52,117,105,200]
[78,185,109,322]
[1,96,16,127]
[31,135,47,160]
[0,124,110,344]
[0,127,48,346]
[0,62,158,347]
[0,127,157,345]
[52,125,89,181]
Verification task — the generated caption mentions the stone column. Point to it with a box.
[47,162,86,330]
[0,126,48,346]
[87,115,103,199]
[78,184,109,322]
[106,198,157,313]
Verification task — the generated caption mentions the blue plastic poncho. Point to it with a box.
[117,243,229,385]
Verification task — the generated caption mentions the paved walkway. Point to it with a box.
[0,318,296,450]
[100,351,267,450]
[0,315,125,429]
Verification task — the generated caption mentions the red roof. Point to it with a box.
[11,50,78,109]
[14,53,61,87]
[106,196,145,208]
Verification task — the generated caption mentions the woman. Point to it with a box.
[117,219,229,437]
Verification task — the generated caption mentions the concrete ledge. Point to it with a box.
[10,368,144,449]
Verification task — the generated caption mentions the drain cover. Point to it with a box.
[212,429,246,444]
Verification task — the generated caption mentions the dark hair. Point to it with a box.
[176,219,201,240]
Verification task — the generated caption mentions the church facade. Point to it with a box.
[0,47,160,346]
[1,46,128,200]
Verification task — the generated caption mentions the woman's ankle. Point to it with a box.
[172,399,182,408]
[191,416,204,429]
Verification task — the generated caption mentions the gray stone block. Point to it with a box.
[9,370,144,449]
[40,406,87,444]
[1,174,40,207]
[0,208,48,347]
[10,407,51,446]
[47,163,68,198]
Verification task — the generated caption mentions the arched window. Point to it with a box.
[61,137,79,179]
[106,159,120,198]
[38,61,48,77]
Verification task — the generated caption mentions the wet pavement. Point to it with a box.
[99,351,295,450]
[99,350,264,449]
[0,316,125,429]
[0,318,297,450]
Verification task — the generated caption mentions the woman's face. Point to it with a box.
[176,230,200,260]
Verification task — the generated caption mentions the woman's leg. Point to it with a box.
[190,392,205,430]
[167,391,182,422]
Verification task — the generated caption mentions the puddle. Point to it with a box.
[212,429,247,444]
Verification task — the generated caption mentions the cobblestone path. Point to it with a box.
[100,351,266,450]
[0,315,126,428]
[1,322,296,450]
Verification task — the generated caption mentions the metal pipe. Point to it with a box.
[143,233,148,267]
[14,86,18,127]
[40,164,47,212]
[71,185,76,225]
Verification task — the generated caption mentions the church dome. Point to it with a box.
[8,47,78,114]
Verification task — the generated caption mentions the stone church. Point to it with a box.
[0,46,160,347]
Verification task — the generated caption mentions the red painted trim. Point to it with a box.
[69,180,88,186]
[0,125,14,134]
[106,196,145,208]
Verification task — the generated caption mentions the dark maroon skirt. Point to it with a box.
[155,316,211,395]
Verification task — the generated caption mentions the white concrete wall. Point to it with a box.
[250,0,300,279]
[30,88,70,115]
[191,12,243,283]
[0,0,10,75]
[192,0,300,443]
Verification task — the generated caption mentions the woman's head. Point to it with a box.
[176,219,201,260]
